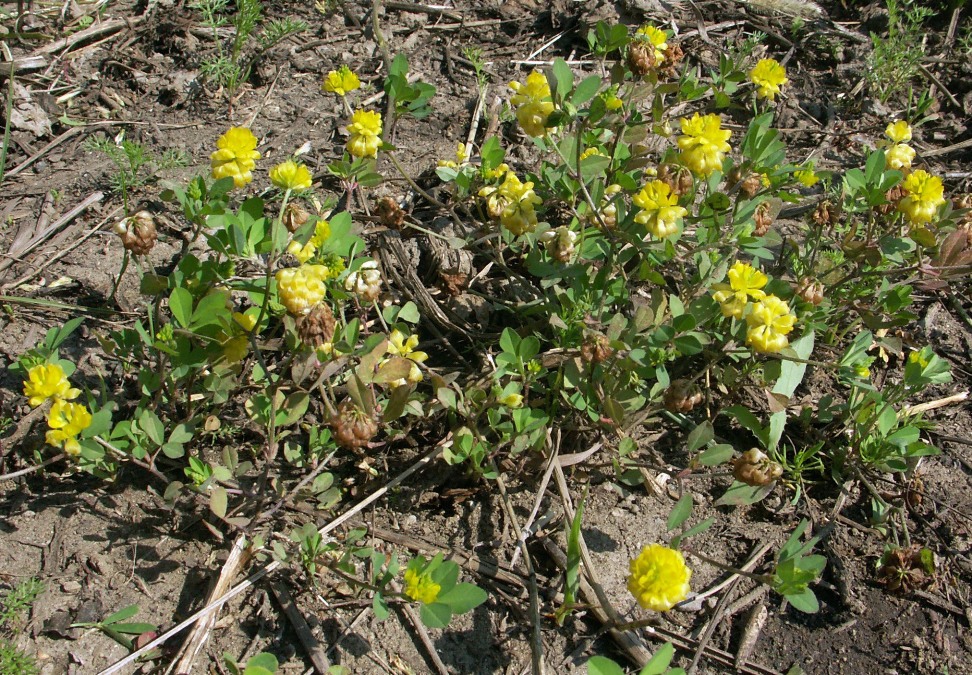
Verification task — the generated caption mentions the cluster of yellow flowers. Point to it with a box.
[287,219,333,264]
[347,109,383,158]
[275,264,334,316]
[403,567,441,604]
[23,363,91,456]
[712,261,796,354]
[323,65,361,97]
[627,544,692,612]
[211,127,261,188]
[677,113,731,177]
[882,120,916,171]
[633,180,688,239]
[508,71,554,137]
[478,170,543,236]
[385,329,428,387]
[899,169,946,225]
[748,58,788,101]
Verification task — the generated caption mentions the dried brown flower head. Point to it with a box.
[733,448,783,486]
[296,303,336,348]
[663,379,703,413]
[330,398,379,451]
[114,210,157,255]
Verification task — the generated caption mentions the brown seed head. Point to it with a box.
[377,196,406,230]
[753,201,775,236]
[580,333,614,364]
[283,203,310,233]
[627,41,656,77]
[795,277,824,306]
[296,303,336,348]
[732,448,783,486]
[330,398,379,451]
[663,379,703,413]
[115,210,157,255]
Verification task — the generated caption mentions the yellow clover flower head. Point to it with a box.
[270,159,313,191]
[633,180,688,239]
[478,171,543,236]
[275,265,329,316]
[627,544,692,612]
[677,113,731,177]
[885,143,916,171]
[885,120,912,144]
[635,25,669,64]
[386,329,429,385]
[749,58,788,101]
[403,567,441,605]
[745,295,796,354]
[509,71,555,137]
[712,261,768,319]
[898,169,946,225]
[23,363,80,408]
[794,165,820,187]
[347,109,383,158]
[211,127,261,188]
[323,65,361,96]
[45,399,92,456]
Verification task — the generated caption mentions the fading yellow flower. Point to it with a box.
[478,170,542,236]
[749,58,788,101]
[211,127,261,188]
[746,295,796,354]
[438,142,471,169]
[270,160,313,191]
[885,143,916,171]
[23,363,80,408]
[233,311,257,332]
[633,180,687,239]
[403,567,441,604]
[712,261,768,319]
[323,65,361,96]
[498,391,524,408]
[635,25,669,64]
[386,329,428,385]
[347,109,383,158]
[509,71,554,137]
[221,336,249,363]
[45,399,92,456]
[287,240,316,264]
[677,113,731,177]
[627,544,692,612]
[344,260,382,303]
[899,169,945,224]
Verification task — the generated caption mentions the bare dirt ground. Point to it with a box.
[1,0,972,673]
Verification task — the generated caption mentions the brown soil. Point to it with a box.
[1,1,972,674]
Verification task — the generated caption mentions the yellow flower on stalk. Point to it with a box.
[745,295,796,354]
[403,568,441,604]
[635,25,669,64]
[627,544,692,612]
[23,363,80,408]
[322,65,361,96]
[287,240,316,264]
[387,329,428,385]
[221,336,249,364]
[898,169,946,225]
[885,120,912,143]
[633,180,687,239]
[712,261,768,319]
[794,166,819,187]
[211,127,261,188]
[45,400,92,457]
[885,143,916,171]
[677,113,731,177]
[509,71,554,137]
[346,110,383,158]
[275,265,330,316]
[233,311,257,332]
[437,142,471,169]
[270,160,313,191]
[749,58,788,101]
[478,171,542,236]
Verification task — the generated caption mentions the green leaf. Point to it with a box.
[773,331,814,398]
[168,423,194,445]
[372,593,390,620]
[419,602,452,628]
[169,287,192,328]
[565,490,585,607]
[642,641,675,675]
[109,622,158,635]
[686,421,713,453]
[767,410,786,453]
[398,301,420,324]
[551,58,573,99]
[699,444,734,466]
[480,136,504,170]
[437,583,487,614]
[499,328,519,354]
[670,517,714,548]
[667,493,693,531]
[139,409,165,447]
[785,588,820,613]
[103,604,140,625]
[586,655,626,675]
[714,481,775,506]
[572,74,602,105]
[210,487,228,519]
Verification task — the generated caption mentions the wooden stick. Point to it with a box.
[903,391,969,416]
[269,580,331,674]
